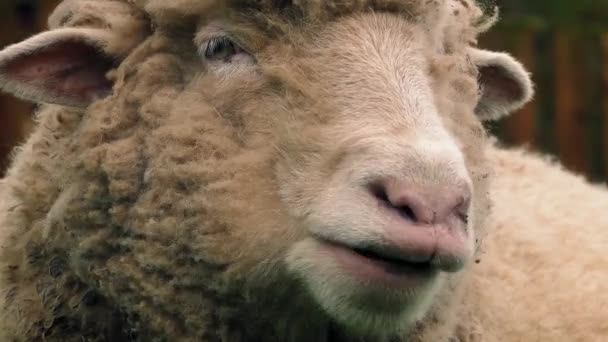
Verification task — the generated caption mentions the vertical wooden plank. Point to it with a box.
[602,33,608,180]
[554,30,590,175]
[504,30,538,147]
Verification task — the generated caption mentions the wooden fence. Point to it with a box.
[0,1,607,181]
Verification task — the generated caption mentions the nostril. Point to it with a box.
[369,182,418,222]
[455,197,471,224]
[458,212,469,224]
[397,205,417,222]
[370,182,390,204]
[369,179,471,226]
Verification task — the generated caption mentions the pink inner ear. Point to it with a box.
[478,65,524,104]
[4,41,115,104]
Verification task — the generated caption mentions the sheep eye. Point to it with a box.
[202,36,246,62]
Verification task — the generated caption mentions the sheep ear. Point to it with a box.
[0,28,117,108]
[469,48,534,121]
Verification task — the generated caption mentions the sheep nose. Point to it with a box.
[371,179,471,225]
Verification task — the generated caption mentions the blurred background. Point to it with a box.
[0,0,607,181]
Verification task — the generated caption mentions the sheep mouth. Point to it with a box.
[350,246,433,273]
[317,239,436,287]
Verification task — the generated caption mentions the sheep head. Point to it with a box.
[0,0,533,341]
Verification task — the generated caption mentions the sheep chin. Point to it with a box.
[285,238,446,337]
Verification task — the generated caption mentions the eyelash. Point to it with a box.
[201,36,246,61]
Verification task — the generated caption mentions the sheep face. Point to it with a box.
[0,1,533,340]
[253,15,488,336]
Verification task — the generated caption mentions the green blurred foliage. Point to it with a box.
[497,0,608,31]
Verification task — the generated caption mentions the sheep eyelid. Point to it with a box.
[199,36,249,62]
[203,36,229,57]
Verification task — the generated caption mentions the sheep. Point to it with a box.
[470,146,608,341]
[0,0,605,341]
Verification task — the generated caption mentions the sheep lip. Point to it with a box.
[322,239,433,268]
[316,238,437,287]
[351,246,433,267]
